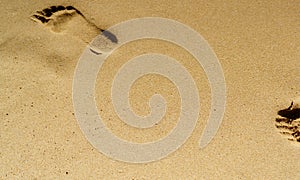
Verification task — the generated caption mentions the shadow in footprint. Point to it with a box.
[277,104,300,120]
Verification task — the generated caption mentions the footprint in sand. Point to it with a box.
[275,97,300,142]
[31,5,117,54]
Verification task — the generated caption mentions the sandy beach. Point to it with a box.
[1,0,300,179]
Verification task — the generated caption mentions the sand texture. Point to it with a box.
[1,0,300,179]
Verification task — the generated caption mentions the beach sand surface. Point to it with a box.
[1,0,300,179]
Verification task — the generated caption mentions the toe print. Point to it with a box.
[31,5,117,54]
[31,6,79,26]
[32,14,50,23]
[275,97,300,143]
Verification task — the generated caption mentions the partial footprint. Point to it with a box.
[31,5,117,54]
[275,97,300,143]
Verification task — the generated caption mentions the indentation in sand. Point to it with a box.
[30,5,117,54]
[275,97,300,143]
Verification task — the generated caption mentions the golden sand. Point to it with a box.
[1,0,299,178]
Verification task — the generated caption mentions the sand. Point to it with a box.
[1,0,300,179]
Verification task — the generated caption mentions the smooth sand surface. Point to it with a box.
[1,0,300,179]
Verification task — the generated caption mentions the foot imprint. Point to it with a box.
[31,5,117,54]
[275,97,300,143]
